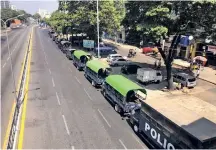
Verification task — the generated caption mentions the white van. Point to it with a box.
[137,68,162,84]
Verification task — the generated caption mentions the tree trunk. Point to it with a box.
[166,62,174,90]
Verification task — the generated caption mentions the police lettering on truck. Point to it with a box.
[144,122,175,150]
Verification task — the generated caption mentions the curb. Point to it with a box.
[198,77,216,85]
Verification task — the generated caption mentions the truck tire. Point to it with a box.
[91,80,95,87]
[156,80,160,84]
[133,124,139,133]
[102,90,106,97]
[114,104,122,113]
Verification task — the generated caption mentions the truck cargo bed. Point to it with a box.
[143,95,216,148]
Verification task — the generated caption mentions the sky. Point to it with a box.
[11,0,58,15]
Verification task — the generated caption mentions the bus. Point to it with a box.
[72,50,92,70]
[101,75,147,115]
[84,60,112,87]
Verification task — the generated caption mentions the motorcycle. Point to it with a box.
[127,49,136,58]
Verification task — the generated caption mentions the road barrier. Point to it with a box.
[6,28,33,149]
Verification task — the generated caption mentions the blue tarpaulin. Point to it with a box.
[179,36,190,47]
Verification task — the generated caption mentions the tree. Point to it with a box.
[33,13,41,20]
[122,1,216,89]
[1,8,19,21]
[54,0,125,42]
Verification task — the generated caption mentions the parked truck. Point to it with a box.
[137,68,162,84]
[129,95,216,149]
[102,75,147,115]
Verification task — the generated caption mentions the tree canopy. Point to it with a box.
[1,8,32,27]
[47,0,125,41]
[122,1,216,89]
[33,13,41,20]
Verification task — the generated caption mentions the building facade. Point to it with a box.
[1,0,10,9]
[37,8,51,18]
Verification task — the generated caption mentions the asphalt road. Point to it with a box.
[1,26,32,146]
[22,27,148,149]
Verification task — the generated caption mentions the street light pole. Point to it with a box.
[97,0,100,58]
[1,14,24,102]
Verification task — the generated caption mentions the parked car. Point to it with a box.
[141,42,157,54]
[136,68,162,84]
[107,54,123,62]
[109,58,131,66]
[173,72,196,88]
[121,64,141,74]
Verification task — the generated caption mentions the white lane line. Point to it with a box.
[52,77,55,87]
[97,109,111,128]
[69,67,73,73]
[119,139,127,149]
[71,146,75,150]
[48,68,52,74]
[84,88,93,101]
[74,76,81,84]
[131,133,146,149]
[62,115,70,135]
[2,63,6,68]
[7,57,10,61]
[55,92,61,105]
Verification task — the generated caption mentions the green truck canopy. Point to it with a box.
[73,50,89,59]
[105,75,147,97]
[86,60,110,73]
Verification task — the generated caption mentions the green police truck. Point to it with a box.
[102,75,147,115]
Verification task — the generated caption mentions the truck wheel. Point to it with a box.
[133,124,139,133]
[91,80,95,87]
[102,90,106,97]
[156,80,160,84]
[114,104,121,113]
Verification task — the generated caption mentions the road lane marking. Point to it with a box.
[97,109,111,128]
[7,57,10,61]
[55,92,61,105]
[62,115,70,135]
[71,146,75,150]
[17,26,34,149]
[119,139,127,149]
[75,76,81,84]
[69,67,73,73]
[131,133,146,149]
[52,77,55,87]
[2,28,31,149]
[3,63,6,68]
[84,88,93,101]
[48,68,52,74]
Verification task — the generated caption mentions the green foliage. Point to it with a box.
[1,8,20,21]
[48,0,125,40]
[33,13,41,20]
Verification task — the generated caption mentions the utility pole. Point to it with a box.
[97,0,100,58]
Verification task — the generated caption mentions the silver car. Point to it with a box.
[109,58,131,66]
[173,73,196,88]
